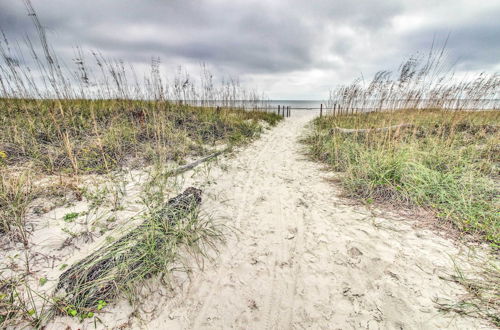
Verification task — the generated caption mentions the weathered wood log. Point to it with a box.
[329,123,413,134]
[55,187,202,310]
[168,150,225,176]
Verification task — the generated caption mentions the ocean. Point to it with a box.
[266,100,326,110]
[188,100,328,111]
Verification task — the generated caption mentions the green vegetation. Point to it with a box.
[306,108,499,325]
[0,99,280,175]
[0,171,35,243]
[437,258,499,327]
[0,2,281,328]
[63,212,80,223]
[306,109,499,245]
[52,187,221,321]
[0,99,280,243]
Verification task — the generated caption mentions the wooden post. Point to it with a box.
[334,103,337,116]
[282,105,285,118]
[320,103,323,118]
[278,105,280,116]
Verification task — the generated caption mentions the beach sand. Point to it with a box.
[41,110,492,329]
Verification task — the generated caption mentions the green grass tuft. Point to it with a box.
[305,109,499,246]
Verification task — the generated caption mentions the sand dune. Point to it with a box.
[46,110,492,329]
[142,111,491,329]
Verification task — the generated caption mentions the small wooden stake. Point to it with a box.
[320,103,323,118]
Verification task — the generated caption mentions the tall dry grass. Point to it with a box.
[0,3,281,326]
[306,47,499,326]
[326,41,499,113]
[307,109,499,245]
[0,1,281,240]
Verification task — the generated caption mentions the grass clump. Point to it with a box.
[437,258,500,327]
[0,99,280,241]
[306,109,499,246]
[0,170,35,244]
[53,187,221,319]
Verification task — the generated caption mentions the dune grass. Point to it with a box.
[0,171,35,242]
[306,109,499,246]
[437,257,499,327]
[49,187,222,324]
[0,98,281,175]
[0,99,280,327]
[0,98,280,244]
[305,108,499,325]
[306,41,499,325]
[0,2,282,327]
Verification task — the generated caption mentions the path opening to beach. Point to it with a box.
[133,110,489,329]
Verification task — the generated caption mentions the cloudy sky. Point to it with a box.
[1,0,499,99]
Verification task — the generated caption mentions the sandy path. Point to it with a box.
[135,110,491,330]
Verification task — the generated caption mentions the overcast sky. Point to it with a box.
[1,0,499,99]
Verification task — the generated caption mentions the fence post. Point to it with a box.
[278,105,280,116]
[282,105,285,118]
[320,103,323,118]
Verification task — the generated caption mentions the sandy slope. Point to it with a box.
[46,110,491,329]
[139,110,490,329]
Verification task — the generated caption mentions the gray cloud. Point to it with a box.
[0,0,499,99]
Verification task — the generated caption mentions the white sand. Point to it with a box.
[142,111,491,329]
[42,110,492,329]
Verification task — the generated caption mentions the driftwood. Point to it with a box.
[330,123,413,134]
[169,150,226,176]
[55,187,202,309]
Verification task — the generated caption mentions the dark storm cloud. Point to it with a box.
[0,0,499,98]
